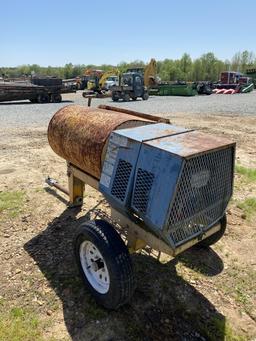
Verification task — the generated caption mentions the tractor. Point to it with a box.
[111,72,149,102]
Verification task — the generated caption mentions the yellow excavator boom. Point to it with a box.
[144,58,157,87]
[99,69,120,87]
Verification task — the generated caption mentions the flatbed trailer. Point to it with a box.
[0,82,46,102]
[0,78,75,103]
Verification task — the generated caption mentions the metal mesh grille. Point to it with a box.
[132,168,155,214]
[168,147,233,245]
[111,159,132,202]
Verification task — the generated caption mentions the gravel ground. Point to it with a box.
[0,90,255,129]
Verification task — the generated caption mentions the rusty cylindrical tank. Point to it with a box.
[48,105,152,179]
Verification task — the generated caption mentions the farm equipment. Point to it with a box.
[195,81,213,95]
[152,82,198,96]
[46,105,235,309]
[126,58,158,88]
[111,72,149,101]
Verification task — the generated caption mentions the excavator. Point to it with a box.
[83,69,120,97]
[75,69,103,90]
[144,58,157,87]
[82,59,157,100]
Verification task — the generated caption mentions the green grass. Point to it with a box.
[235,164,256,182]
[237,197,256,220]
[85,297,108,320]
[217,262,256,319]
[0,191,25,217]
[199,316,246,341]
[0,306,57,341]
[34,187,44,193]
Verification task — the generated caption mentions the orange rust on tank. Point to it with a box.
[48,105,152,179]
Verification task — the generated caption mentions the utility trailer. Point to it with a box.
[0,82,47,103]
[46,105,235,309]
[31,77,63,103]
[0,77,74,104]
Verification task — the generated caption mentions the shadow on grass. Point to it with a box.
[24,206,226,341]
[176,246,224,276]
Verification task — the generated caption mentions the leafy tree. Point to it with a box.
[180,53,192,78]
[1,50,256,82]
[63,63,73,79]
[192,59,203,81]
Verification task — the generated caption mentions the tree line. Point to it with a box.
[1,50,255,82]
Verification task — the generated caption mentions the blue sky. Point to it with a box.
[1,0,255,66]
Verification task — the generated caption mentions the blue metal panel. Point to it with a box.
[131,143,182,233]
[145,130,235,158]
[99,132,141,211]
[100,123,235,249]
[115,123,190,142]
[100,123,189,212]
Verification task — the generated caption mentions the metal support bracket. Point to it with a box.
[46,163,222,257]
[67,162,99,206]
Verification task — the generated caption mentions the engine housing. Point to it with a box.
[99,123,235,247]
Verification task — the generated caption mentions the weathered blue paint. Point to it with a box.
[131,142,183,235]
[99,133,140,212]
[99,122,235,248]
[146,130,235,158]
[115,123,190,142]
[99,123,190,213]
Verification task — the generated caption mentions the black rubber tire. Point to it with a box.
[37,94,50,103]
[142,92,149,100]
[131,96,137,101]
[122,93,130,102]
[51,94,62,103]
[111,93,119,102]
[197,214,227,247]
[74,219,135,309]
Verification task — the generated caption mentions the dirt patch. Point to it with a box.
[0,112,255,340]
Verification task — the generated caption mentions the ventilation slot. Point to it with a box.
[133,168,154,214]
[111,159,132,202]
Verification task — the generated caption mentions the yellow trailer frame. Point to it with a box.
[46,162,222,258]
